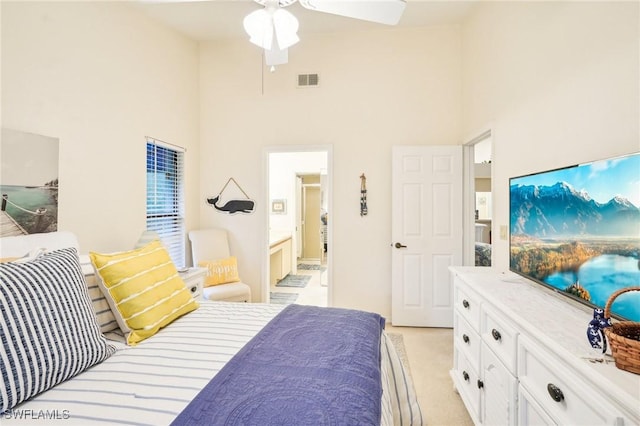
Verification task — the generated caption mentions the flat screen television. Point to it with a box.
[509,151,640,322]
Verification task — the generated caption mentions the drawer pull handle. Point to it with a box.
[477,379,484,389]
[547,383,564,402]
[462,371,469,382]
[462,299,470,309]
[462,334,470,344]
[491,329,502,341]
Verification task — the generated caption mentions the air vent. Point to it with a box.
[297,73,319,88]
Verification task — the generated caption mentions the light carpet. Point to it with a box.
[387,326,473,426]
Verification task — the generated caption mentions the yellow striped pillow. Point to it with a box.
[90,240,198,345]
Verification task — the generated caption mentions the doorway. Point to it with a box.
[301,180,322,260]
[463,129,493,267]
[264,146,331,308]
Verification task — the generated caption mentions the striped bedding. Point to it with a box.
[3,301,422,425]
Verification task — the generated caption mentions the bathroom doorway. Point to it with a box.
[300,177,322,260]
[463,130,493,267]
[264,146,332,307]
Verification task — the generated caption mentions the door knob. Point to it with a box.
[395,242,407,249]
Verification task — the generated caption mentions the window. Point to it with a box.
[146,138,185,267]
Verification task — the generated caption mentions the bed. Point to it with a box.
[0,231,422,425]
[474,242,492,266]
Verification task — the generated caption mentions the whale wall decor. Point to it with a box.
[207,177,256,215]
[207,195,255,215]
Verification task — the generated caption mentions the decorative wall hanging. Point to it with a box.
[0,128,59,235]
[360,173,368,216]
[271,199,286,214]
[207,177,256,214]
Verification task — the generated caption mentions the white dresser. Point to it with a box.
[449,266,640,425]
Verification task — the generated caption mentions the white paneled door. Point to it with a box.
[391,146,463,327]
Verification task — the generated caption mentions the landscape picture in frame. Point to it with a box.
[509,151,640,322]
[0,128,59,235]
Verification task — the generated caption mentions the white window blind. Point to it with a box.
[146,139,185,267]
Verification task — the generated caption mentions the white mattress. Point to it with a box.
[4,301,420,425]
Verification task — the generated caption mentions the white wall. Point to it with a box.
[4,1,636,320]
[199,26,463,316]
[1,2,200,253]
[461,1,640,271]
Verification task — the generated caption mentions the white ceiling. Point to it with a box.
[133,1,478,42]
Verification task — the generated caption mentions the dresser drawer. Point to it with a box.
[481,304,518,375]
[518,385,555,425]
[518,335,623,425]
[454,277,481,332]
[453,347,481,422]
[454,313,481,372]
[481,343,518,426]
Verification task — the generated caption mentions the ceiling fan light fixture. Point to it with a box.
[272,8,299,50]
[245,0,406,67]
[243,9,274,49]
[265,44,288,66]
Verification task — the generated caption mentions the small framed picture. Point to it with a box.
[271,199,286,214]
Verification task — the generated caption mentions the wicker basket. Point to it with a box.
[603,286,640,375]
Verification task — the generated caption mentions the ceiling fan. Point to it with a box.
[243,0,407,67]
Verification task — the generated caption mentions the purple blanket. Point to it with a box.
[172,304,385,426]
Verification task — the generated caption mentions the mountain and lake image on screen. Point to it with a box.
[509,151,640,322]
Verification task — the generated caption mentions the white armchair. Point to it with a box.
[188,229,252,302]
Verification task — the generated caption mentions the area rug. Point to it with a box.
[386,332,412,378]
[275,274,311,288]
[297,263,327,272]
[270,292,298,304]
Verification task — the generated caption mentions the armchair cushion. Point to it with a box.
[202,282,252,302]
[189,229,252,302]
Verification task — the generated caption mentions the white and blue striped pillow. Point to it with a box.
[78,257,119,334]
[0,247,116,413]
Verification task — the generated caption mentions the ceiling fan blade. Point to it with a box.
[299,0,406,25]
